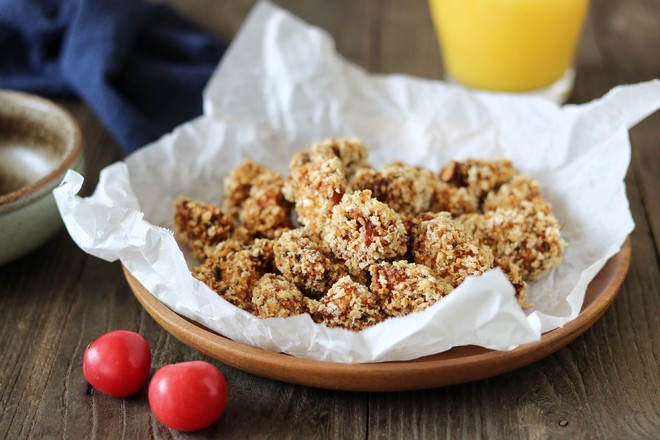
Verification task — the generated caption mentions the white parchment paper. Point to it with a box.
[54,1,660,363]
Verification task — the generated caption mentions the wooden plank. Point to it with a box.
[571,8,613,103]
[0,0,657,438]
[0,238,91,438]
[273,0,377,70]
[149,0,257,40]
[588,0,660,254]
[378,0,444,79]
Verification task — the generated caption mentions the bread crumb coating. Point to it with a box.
[192,238,274,311]
[251,274,306,318]
[312,276,384,330]
[439,158,518,200]
[482,174,547,212]
[370,261,453,316]
[222,159,292,239]
[323,190,408,273]
[412,212,494,287]
[274,228,347,297]
[176,140,566,330]
[460,201,566,280]
[309,137,370,178]
[223,159,268,220]
[350,161,435,216]
[494,257,529,308]
[238,169,292,238]
[174,197,235,259]
[283,154,349,234]
[429,179,479,217]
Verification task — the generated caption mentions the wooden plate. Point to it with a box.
[125,239,631,392]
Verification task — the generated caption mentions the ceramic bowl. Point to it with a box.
[0,90,85,265]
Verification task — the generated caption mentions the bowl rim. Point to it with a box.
[0,89,83,207]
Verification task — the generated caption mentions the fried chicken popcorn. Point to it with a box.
[439,158,518,200]
[412,212,494,287]
[369,261,453,316]
[310,276,384,331]
[223,160,292,238]
[282,154,349,234]
[192,238,275,310]
[174,197,235,259]
[482,174,547,212]
[223,159,269,220]
[309,137,370,178]
[429,180,479,217]
[323,190,408,274]
[251,274,306,318]
[238,171,292,238]
[350,161,435,217]
[460,201,566,280]
[282,138,372,234]
[273,228,347,297]
[175,137,567,331]
[495,257,529,308]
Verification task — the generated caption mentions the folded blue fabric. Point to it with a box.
[0,0,228,153]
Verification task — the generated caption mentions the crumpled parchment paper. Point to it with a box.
[54,1,660,363]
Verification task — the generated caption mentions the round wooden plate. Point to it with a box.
[124,239,631,392]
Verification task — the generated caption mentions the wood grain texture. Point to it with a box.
[0,0,658,438]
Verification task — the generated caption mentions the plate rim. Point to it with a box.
[124,238,631,391]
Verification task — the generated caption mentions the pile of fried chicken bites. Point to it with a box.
[174,138,566,331]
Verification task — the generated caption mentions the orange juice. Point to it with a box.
[429,0,590,93]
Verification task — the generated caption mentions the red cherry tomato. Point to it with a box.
[82,330,151,397]
[148,361,227,432]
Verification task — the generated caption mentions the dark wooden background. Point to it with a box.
[1,0,658,438]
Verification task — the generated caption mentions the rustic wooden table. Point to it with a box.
[1,0,658,438]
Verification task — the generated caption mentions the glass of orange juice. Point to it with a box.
[429,0,590,102]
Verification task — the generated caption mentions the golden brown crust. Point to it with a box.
[459,201,566,280]
[494,257,529,308]
[251,274,306,318]
[412,212,494,287]
[312,276,385,331]
[429,179,479,217]
[274,228,348,297]
[283,155,349,234]
[439,158,518,200]
[350,162,435,217]
[223,159,268,221]
[482,174,548,212]
[222,159,292,239]
[323,190,408,273]
[369,261,453,316]
[238,170,293,238]
[309,138,370,178]
[177,141,566,330]
[174,197,235,259]
[192,238,275,311]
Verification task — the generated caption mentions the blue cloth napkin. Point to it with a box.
[0,0,228,153]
